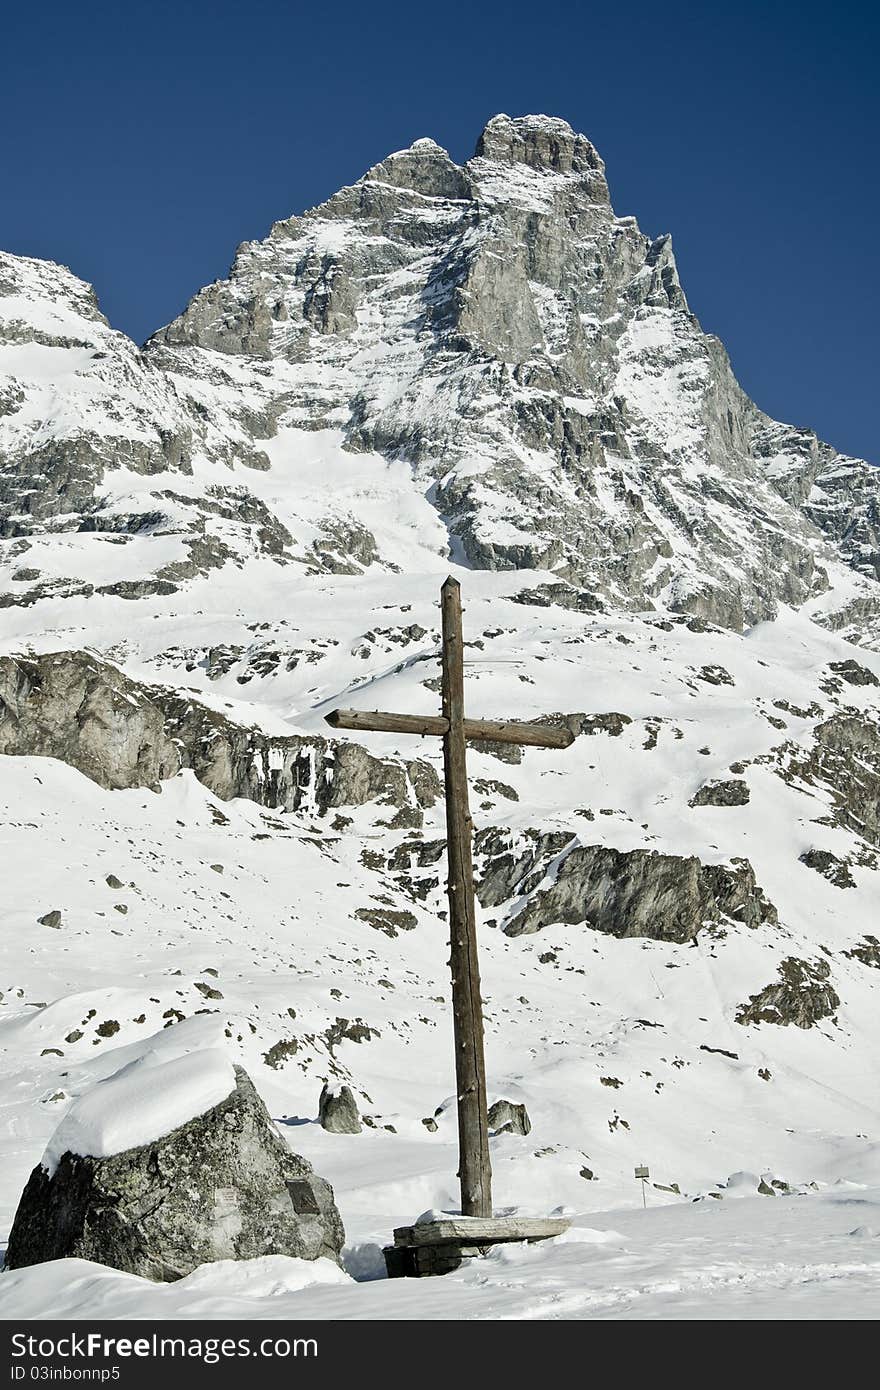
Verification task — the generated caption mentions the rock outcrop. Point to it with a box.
[799,849,855,888]
[735,958,840,1029]
[498,842,777,940]
[5,1067,344,1280]
[780,712,880,846]
[0,651,439,817]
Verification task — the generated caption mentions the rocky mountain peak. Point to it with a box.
[2,115,879,639]
[0,251,108,339]
[473,113,608,189]
[362,135,470,200]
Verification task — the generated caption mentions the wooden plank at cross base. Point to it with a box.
[441,576,493,1219]
[383,1216,572,1278]
[393,1216,571,1247]
[324,706,574,749]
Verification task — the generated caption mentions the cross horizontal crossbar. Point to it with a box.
[324,706,574,750]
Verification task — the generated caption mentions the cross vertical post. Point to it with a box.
[440,576,492,1218]
[324,578,574,1227]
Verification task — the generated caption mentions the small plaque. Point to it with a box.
[634,1165,650,1179]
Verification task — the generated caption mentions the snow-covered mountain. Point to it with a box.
[1,114,879,1317]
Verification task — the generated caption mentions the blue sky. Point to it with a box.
[2,0,877,462]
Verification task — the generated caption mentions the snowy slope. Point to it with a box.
[0,114,879,1319]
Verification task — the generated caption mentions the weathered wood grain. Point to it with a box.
[441,576,493,1219]
[393,1216,571,1247]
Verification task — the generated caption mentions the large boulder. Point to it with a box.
[5,1061,344,1281]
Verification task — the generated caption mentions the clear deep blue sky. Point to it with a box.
[2,0,877,462]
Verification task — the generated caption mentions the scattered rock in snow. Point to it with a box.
[354,906,417,936]
[538,711,632,739]
[780,712,880,846]
[262,1038,298,1069]
[798,849,855,889]
[324,1017,378,1051]
[37,910,62,929]
[487,1099,531,1135]
[318,1083,361,1134]
[690,779,750,807]
[827,659,878,687]
[473,777,519,802]
[844,935,880,969]
[509,583,603,613]
[697,665,734,686]
[194,982,223,1001]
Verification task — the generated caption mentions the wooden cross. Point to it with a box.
[325,577,574,1218]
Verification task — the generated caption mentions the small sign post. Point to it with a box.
[634,1165,650,1208]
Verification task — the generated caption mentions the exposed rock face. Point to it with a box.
[735,958,840,1029]
[318,1083,361,1134]
[0,651,439,817]
[5,1068,344,1280]
[0,254,193,539]
[782,712,880,846]
[487,1099,531,1136]
[475,835,777,940]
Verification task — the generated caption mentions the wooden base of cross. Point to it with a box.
[326,577,574,1244]
[383,1215,571,1278]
